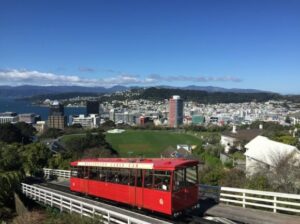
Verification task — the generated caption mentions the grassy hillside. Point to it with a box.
[105,130,200,157]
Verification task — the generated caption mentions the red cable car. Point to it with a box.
[70,158,199,216]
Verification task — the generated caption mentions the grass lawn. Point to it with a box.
[105,130,201,157]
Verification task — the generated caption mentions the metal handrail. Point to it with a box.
[199,184,300,214]
[22,183,167,224]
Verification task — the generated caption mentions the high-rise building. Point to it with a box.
[86,101,100,115]
[48,101,67,129]
[168,95,183,128]
[49,100,64,116]
[109,109,115,122]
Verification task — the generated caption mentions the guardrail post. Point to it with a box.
[273,196,277,213]
[242,192,246,208]
[70,201,73,213]
[107,211,110,222]
[60,196,63,212]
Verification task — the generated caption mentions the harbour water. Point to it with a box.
[0,97,86,120]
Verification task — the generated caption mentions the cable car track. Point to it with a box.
[37,181,219,224]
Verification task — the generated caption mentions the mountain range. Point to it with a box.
[0,85,268,98]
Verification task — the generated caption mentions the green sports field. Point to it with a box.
[105,130,200,157]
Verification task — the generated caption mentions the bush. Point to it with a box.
[245,174,271,191]
[220,169,246,188]
[199,165,225,186]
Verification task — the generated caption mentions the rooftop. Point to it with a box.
[71,158,198,170]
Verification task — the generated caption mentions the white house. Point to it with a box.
[221,126,263,153]
[244,135,300,175]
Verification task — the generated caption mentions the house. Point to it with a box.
[161,145,195,159]
[244,135,300,175]
[220,125,263,153]
[176,144,193,153]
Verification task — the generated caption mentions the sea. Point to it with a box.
[0,97,86,121]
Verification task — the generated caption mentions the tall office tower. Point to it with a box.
[86,101,100,115]
[48,100,67,129]
[168,95,183,128]
[109,109,115,122]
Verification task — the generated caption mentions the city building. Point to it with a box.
[49,100,64,116]
[33,121,48,134]
[109,109,115,122]
[191,115,205,125]
[168,95,183,128]
[48,101,67,129]
[71,114,99,129]
[86,101,100,115]
[0,112,18,124]
[18,113,41,124]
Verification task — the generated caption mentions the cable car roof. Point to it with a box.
[70,158,198,170]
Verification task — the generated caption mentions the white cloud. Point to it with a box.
[0,69,242,87]
[0,69,152,86]
[147,74,242,82]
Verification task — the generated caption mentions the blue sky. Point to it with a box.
[0,0,300,93]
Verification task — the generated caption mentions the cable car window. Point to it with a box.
[174,169,185,191]
[119,168,130,185]
[106,168,115,183]
[98,167,106,181]
[129,169,135,186]
[136,169,143,187]
[89,167,98,180]
[77,167,84,178]
[83,167,89,179]
[186,166,198,186]
[153,171,171,191]
[71,167,78,177]
[144,170,154,188]
[112,168,121,183]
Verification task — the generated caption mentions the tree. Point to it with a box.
[0,123,22,144]
[22,143,51,176]
[14,122,36,144]
[0,143,22,171]
[268,152,300,193]
[0,143,24,220]
[41,128,64,139]
[273,135,298,146]
[199,165,225,186]
[0,170,23,219]
[101,120,116,129]
[247,151,300,193]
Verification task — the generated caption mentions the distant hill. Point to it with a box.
[136,87,282,103]
[0,85,128,97]
[181,85,268,93]
[0,85,270,98]
[4,85,300,104]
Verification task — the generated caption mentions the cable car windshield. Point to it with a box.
[173,165,198,191]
